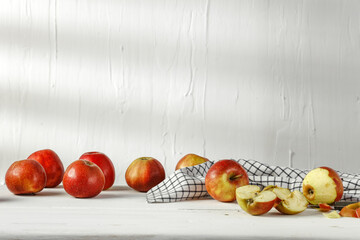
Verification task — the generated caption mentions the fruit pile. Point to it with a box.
[204,159,357,218]
[4,151,359,218]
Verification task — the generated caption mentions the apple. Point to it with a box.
[302,166,343,205]
[175,153,209,170]
[274,190,309,215]
[63,160,105,198]
[27,149,64,188]
[125,157,165,192]
[236,185,277,215]
[205,159,249,202]
[5,159,47,195]
[339,202,360,218]
[79,151,115,190]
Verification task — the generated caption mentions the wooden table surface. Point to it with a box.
[0,185,358,239]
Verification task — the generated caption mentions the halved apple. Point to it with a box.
[339,202,360,218]
[236,185,277,216]
[274,190,309,215]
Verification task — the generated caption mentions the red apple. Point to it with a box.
[125,157,165,192]
[340,202,360,218]
[175,153,209,170]
[27,149,64,188]
[236,185,277,215]
[63,160,105,198]
[5,159,47,195]
[302,166,343,205]
[205,159,249,202]
[79,152,115,190]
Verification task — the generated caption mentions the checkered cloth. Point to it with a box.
[146,159,360,203]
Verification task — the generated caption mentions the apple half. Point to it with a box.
[274,190,309,215]
[263,186,308,215]
[236,185,277,216]
[339,202,360,218]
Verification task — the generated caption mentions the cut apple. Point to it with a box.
[339,202,360,218]
[272,187,291,207]
[275,190,308,215]
[236,185,277,216]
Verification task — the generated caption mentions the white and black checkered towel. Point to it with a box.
[146,159,360,203]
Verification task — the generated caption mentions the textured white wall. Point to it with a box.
[1,0,360,185]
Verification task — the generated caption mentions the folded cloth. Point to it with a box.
[146,159,360,203]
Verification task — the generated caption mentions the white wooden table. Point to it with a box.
[0,185,358,239]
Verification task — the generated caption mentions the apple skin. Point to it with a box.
[236,185,277,216]
[63,160,105,198]
[302,166,343,205]
[175,154,209,170]
[318,203,332,212]
[79,152,115,190]
[125,157,166,192]
[27,149,64,188]
[5,159,47,195]
[339,202,360,218]
[205,159,249,202]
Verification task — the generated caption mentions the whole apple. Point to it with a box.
[125,157,165,192]
[79,151,115,190]
[63,160,105,198]
[27,149,64,188]
[175,153,209,170]
[5,159,47,195]
[205,159,249,202]
[302,166,343,205]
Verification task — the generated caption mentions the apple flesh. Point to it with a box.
[125,157,166,192]
[5,159,47,195]
[63,160,105,198]
[339,202,360,218]
[236,185,277,216]
[263,185,291,207]
[302,167,343,205]
[205,159,249,202]
[175,153,209,170]
[79,151,115,190]
[274,190,309,215]
[28,149,64,188]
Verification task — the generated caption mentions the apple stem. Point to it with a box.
[230,174,243,180]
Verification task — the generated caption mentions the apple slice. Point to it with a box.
[275,190,309,215]
[339,202,360,218]
[323,211,341,219]
[236,185,277,216]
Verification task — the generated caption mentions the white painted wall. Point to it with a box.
[1,0,360,185]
